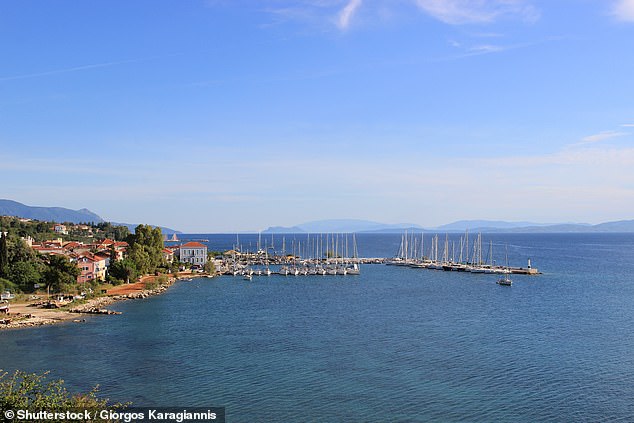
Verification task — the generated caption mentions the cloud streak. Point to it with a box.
[337,0,363,29]
[0,55,171,83]
[413,0,539,25]
[0,60,135,83]
[612,0,634,22]
[581,130,629,144]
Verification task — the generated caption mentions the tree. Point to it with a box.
[0,232,7,278]
[7,261,42,293]
[43,255,80,293]
[0,277,17,293]
[6,236,36,264]
[108,258,138,284]
[126,224,163,275]
[204,259,216,275]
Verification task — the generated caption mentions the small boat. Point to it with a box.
[497,246,512,286]
[243,274,253,281]
[497,273,512,286]
[1,291,15,300]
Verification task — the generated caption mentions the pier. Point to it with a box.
[211,232,539,278]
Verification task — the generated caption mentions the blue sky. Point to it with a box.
[1,0,634,232]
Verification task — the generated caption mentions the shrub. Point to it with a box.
[0,370,128,422]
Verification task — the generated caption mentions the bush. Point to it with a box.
[0,370,128,422]
[0,277,18,293]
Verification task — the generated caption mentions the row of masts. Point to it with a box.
[221,233,361,277]
[389,230,515,274]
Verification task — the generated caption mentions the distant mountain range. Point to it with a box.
[263,219,423,234]
[0,199,180,234]
[263,218,634,233]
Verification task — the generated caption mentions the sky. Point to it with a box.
[1,0,634,232]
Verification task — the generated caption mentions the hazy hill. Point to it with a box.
[263,219,423,233]
[263,218,634,233]
[435,220,559,231]
[0,199,180,234]
[0,199,103,224]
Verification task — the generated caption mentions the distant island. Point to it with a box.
[263,218,634,234]
[0,199,180,234]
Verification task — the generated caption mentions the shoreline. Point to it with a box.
[0,272,210,331]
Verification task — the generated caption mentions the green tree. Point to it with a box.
[0,232,7,278]
[7,261,42,293]
[43,255,80,293]
[0,277,17,293]
[204,259,216,275]
[6,236,37,264]
[108,258,138,284]
[126,224,163,275]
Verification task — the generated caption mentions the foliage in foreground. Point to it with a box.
[0,370,128,422]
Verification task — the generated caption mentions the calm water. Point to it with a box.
[2,233,634,422]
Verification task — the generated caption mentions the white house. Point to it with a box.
[53,224,68,235]
[178,242,208,266]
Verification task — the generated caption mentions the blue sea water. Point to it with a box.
[2,233,634,422]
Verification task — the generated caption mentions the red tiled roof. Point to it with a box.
[76,253,97,262]
[181,242,207,248]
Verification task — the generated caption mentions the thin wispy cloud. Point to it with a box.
[413,0,539,25]
[434,38,545,61]
[612,0,634,22]
[469,44,505,53]
[0,56,166,83]
[580,130,629,144]
[621,123,634,127]
[337,0,363,29]
[259,0,539,32]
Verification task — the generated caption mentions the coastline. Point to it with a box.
[0,272,210,331]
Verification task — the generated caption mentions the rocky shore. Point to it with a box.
[0,274,191,330]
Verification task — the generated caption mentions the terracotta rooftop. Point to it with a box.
[180,241,207,248]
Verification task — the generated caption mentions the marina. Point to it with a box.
[211,232,539,278]
[386,231,540,275]
[215,233,363,277]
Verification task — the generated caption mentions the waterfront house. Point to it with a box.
[162,248,175,263]
[76,254,97,283]
[178,242,208,266]
[74,252,107,283]
[93,252,110,279]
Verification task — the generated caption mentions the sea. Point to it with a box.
[2,233,634,422]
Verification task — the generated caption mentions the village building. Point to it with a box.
[162,248,175,263]
[53,224,68,235]
[178,242,208,266]
[75,252,108,283]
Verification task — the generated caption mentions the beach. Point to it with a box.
[0,273,203,330]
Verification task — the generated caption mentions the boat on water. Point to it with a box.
[243,274,253,281]
[497,246,512,286]
[497,272,512,286]
[346,263,360,275]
